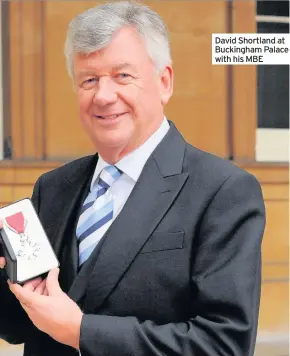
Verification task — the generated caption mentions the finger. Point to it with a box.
[46,268,63,297]
[0,220,4,268]
[34,279,47,295]
[20,301,32,313]
[23,278,43,291]
[0,257,6,268]
[8,280,43,307]
[19,301,36,320]
[0,220,4,263]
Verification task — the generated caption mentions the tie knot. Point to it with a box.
[97,165,122,193]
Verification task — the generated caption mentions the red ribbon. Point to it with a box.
[5,212,25,234]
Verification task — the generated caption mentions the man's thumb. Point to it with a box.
[46,268,63,296]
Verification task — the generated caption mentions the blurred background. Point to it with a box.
[0,1,289,355]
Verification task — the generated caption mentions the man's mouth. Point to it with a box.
[95,113,126,119]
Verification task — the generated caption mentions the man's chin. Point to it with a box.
[93,137,129,154]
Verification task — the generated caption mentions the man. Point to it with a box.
[0,1,265,355]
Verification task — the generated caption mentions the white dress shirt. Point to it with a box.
[90,118,170,220]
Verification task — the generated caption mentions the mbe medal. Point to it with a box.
[0,198,59,284]
[4,212,40,260]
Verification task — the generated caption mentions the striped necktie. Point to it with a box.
[76,165,122,266]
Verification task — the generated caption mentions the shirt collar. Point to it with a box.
[90,117,170,191]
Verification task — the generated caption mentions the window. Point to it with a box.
[256,1,289,162]
[0,2,3,160]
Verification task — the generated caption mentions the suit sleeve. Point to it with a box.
[79,172,266,356]
[0,178,41,344]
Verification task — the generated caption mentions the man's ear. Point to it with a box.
[159,65,174,105]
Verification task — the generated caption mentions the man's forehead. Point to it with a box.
[74,58,137,75]
[74,49,144,70]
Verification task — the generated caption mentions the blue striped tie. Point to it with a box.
[76,165,122,266]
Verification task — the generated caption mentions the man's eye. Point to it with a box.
[85,78,97,84]
[81,78,98,89]
[116,73,131,79]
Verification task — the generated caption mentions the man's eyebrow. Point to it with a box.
[112,63,135,71]
[75,71,98,80]
[75,63,135,80]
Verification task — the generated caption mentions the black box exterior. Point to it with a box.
[0,228,17,283]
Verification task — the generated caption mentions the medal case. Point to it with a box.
[0,198,59,284]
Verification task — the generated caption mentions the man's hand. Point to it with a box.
[8,268,83,350]
[0,220,6,269]
[0,256,5,269]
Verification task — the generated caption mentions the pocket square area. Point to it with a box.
[140,231,184,254]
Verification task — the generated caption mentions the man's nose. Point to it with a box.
[93,77,118,106]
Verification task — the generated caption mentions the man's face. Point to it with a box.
[73,26,173,160]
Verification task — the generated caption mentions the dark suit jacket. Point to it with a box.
[0,123,265,356]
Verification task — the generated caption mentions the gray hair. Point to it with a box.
[64,1,172,77]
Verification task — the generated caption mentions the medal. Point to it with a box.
[4,212,40,260]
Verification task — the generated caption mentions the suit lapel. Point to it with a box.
[45,155,98,293]
[68,124,188,312]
